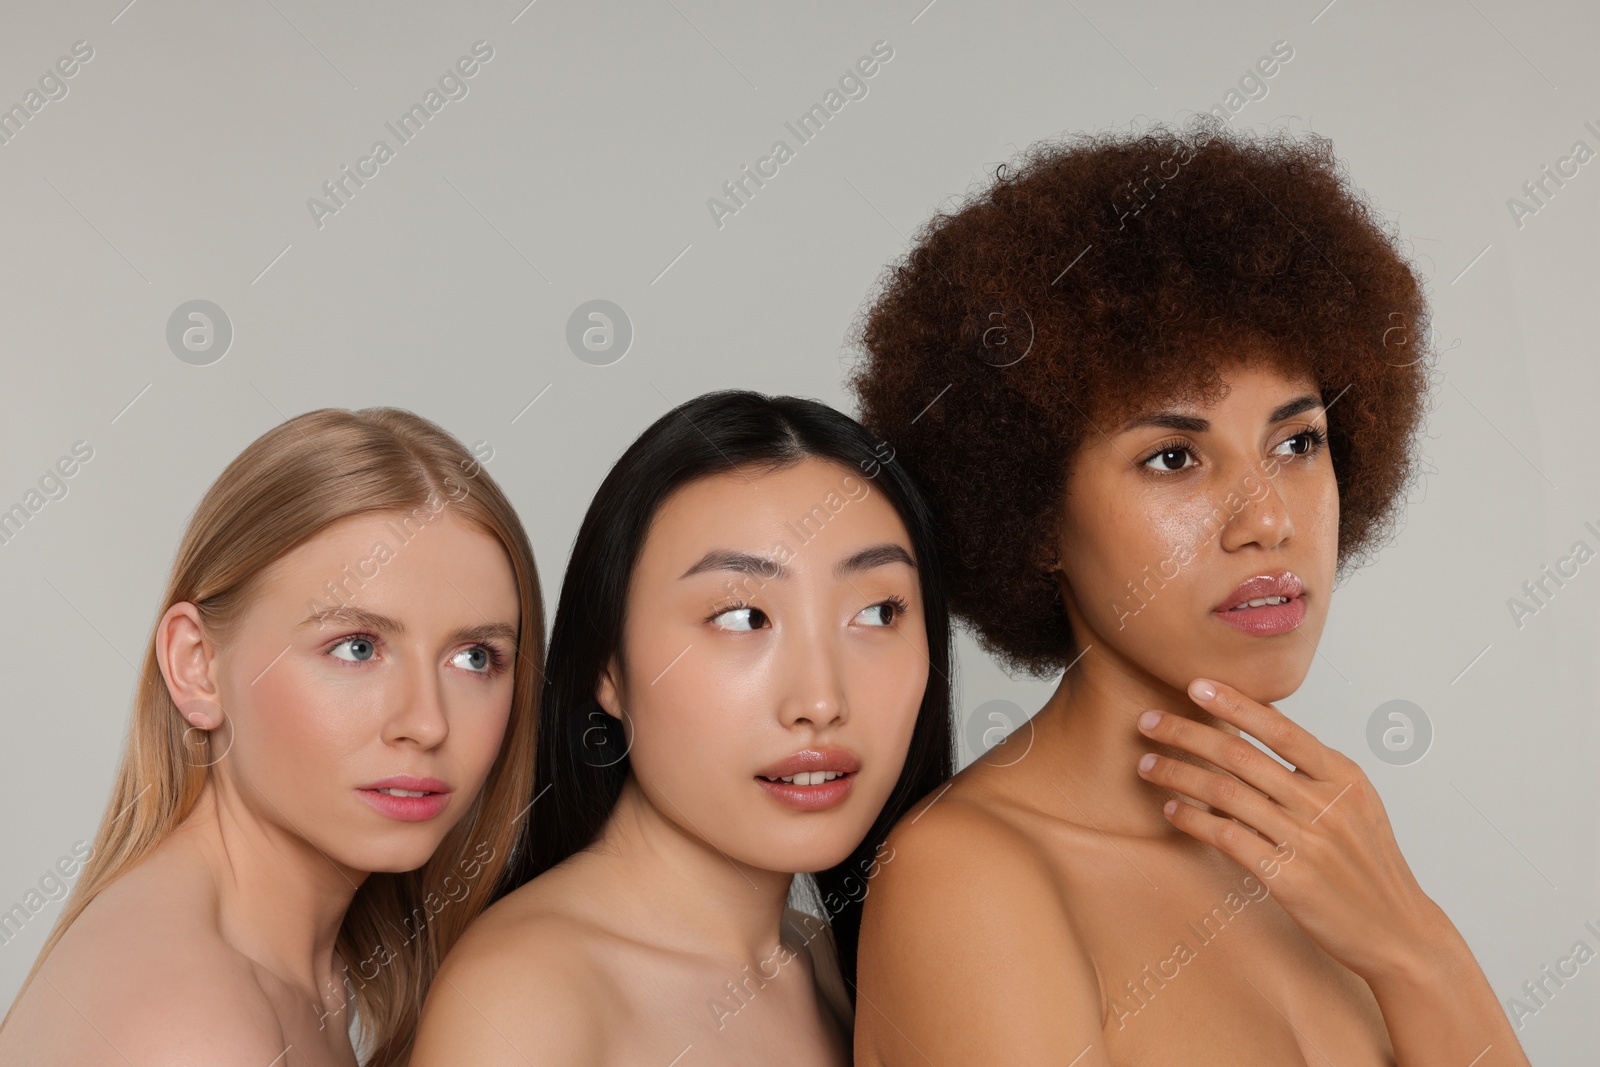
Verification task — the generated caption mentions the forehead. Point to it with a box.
[254,508,518,619]
[1103,355,1321,426]
[636,459,908,575]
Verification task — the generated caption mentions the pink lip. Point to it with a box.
[756,747,862,779]
[1212,571,1307,636]
[755,748,861,813]
[356,775,452,823]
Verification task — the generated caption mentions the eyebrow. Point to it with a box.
[1119,394,1324,434]
[678,541,917,582]
[299,605,517,646]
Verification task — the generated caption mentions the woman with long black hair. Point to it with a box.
[411,390,953,1065]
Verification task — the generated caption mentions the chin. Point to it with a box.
[742,833,860,876]
[346,840,447,875]
[784,850,856,876]
[1211,655,1314,706]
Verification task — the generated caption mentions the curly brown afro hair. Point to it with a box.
[847,117,1434,677]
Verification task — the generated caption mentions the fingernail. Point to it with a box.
[1138,710,1162,731]
[1138,753,1157,773]
[1189,679,1216,701]
[1163,799,1179,816]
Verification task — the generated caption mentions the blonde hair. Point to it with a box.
[2,407,544,1065]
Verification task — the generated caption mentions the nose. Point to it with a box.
[1218,462,1295,553]
[381,653,450,749]
[774,620,849,731]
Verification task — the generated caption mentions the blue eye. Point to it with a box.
[453,646,492,673]
[330,636,376,662]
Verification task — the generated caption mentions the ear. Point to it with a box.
[595,653,624,721]
[155,602,225,730]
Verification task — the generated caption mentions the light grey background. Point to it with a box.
[1,0,1594,1057]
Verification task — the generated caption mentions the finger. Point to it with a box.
[1162,796,1279,875]
[1136,752,1293,846]
[1137,709,1307,809]
[1186,678,1332,779]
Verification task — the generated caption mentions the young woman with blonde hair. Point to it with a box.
[0,407,544,1067]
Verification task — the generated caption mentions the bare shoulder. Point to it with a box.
[868,774,1069,905]
[853,784,1112,1067]
[1,855,286,1065]
[411,880,611,1066]
[863,784,1079,934]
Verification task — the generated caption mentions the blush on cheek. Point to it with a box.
[457,694,516,793]
[235,658,376,796]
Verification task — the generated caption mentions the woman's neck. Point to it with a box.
[1025,644,1241,837]
[586,774,796,966]
[171,780,365,1008]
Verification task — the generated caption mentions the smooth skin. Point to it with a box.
[0,509,519,1066]
[854,363,1529,1066]
[411,458,929,1067]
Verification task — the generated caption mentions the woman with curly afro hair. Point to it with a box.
[846,118,1530,1067]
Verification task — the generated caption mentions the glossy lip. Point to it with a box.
[356,775,453,823]
[1214,571,1304,612]
[756,747,862,780]
[754,747,861,813]
[1212,571,1307,636]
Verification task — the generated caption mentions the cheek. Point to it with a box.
[1311,477,1340,554]
[1297,472,1341,605]
[850,636,927,751]
[230,660,377,782]
[1066,492,1214,622]
[627,658,748,789]
[451,679,516,776]
[1145,494,1223,559]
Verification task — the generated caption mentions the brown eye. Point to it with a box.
[1142,446,1194,472]
[857,603,894,626]
[711,605,767,631]
[855,595,910,627]
[1270,428,1327,458]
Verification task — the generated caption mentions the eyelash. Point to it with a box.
[705,594,913,627]
[1138,425,1328,472]
[869,594,912,623]
[326,632,511,679]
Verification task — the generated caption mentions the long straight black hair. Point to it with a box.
[505,389,954,997]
